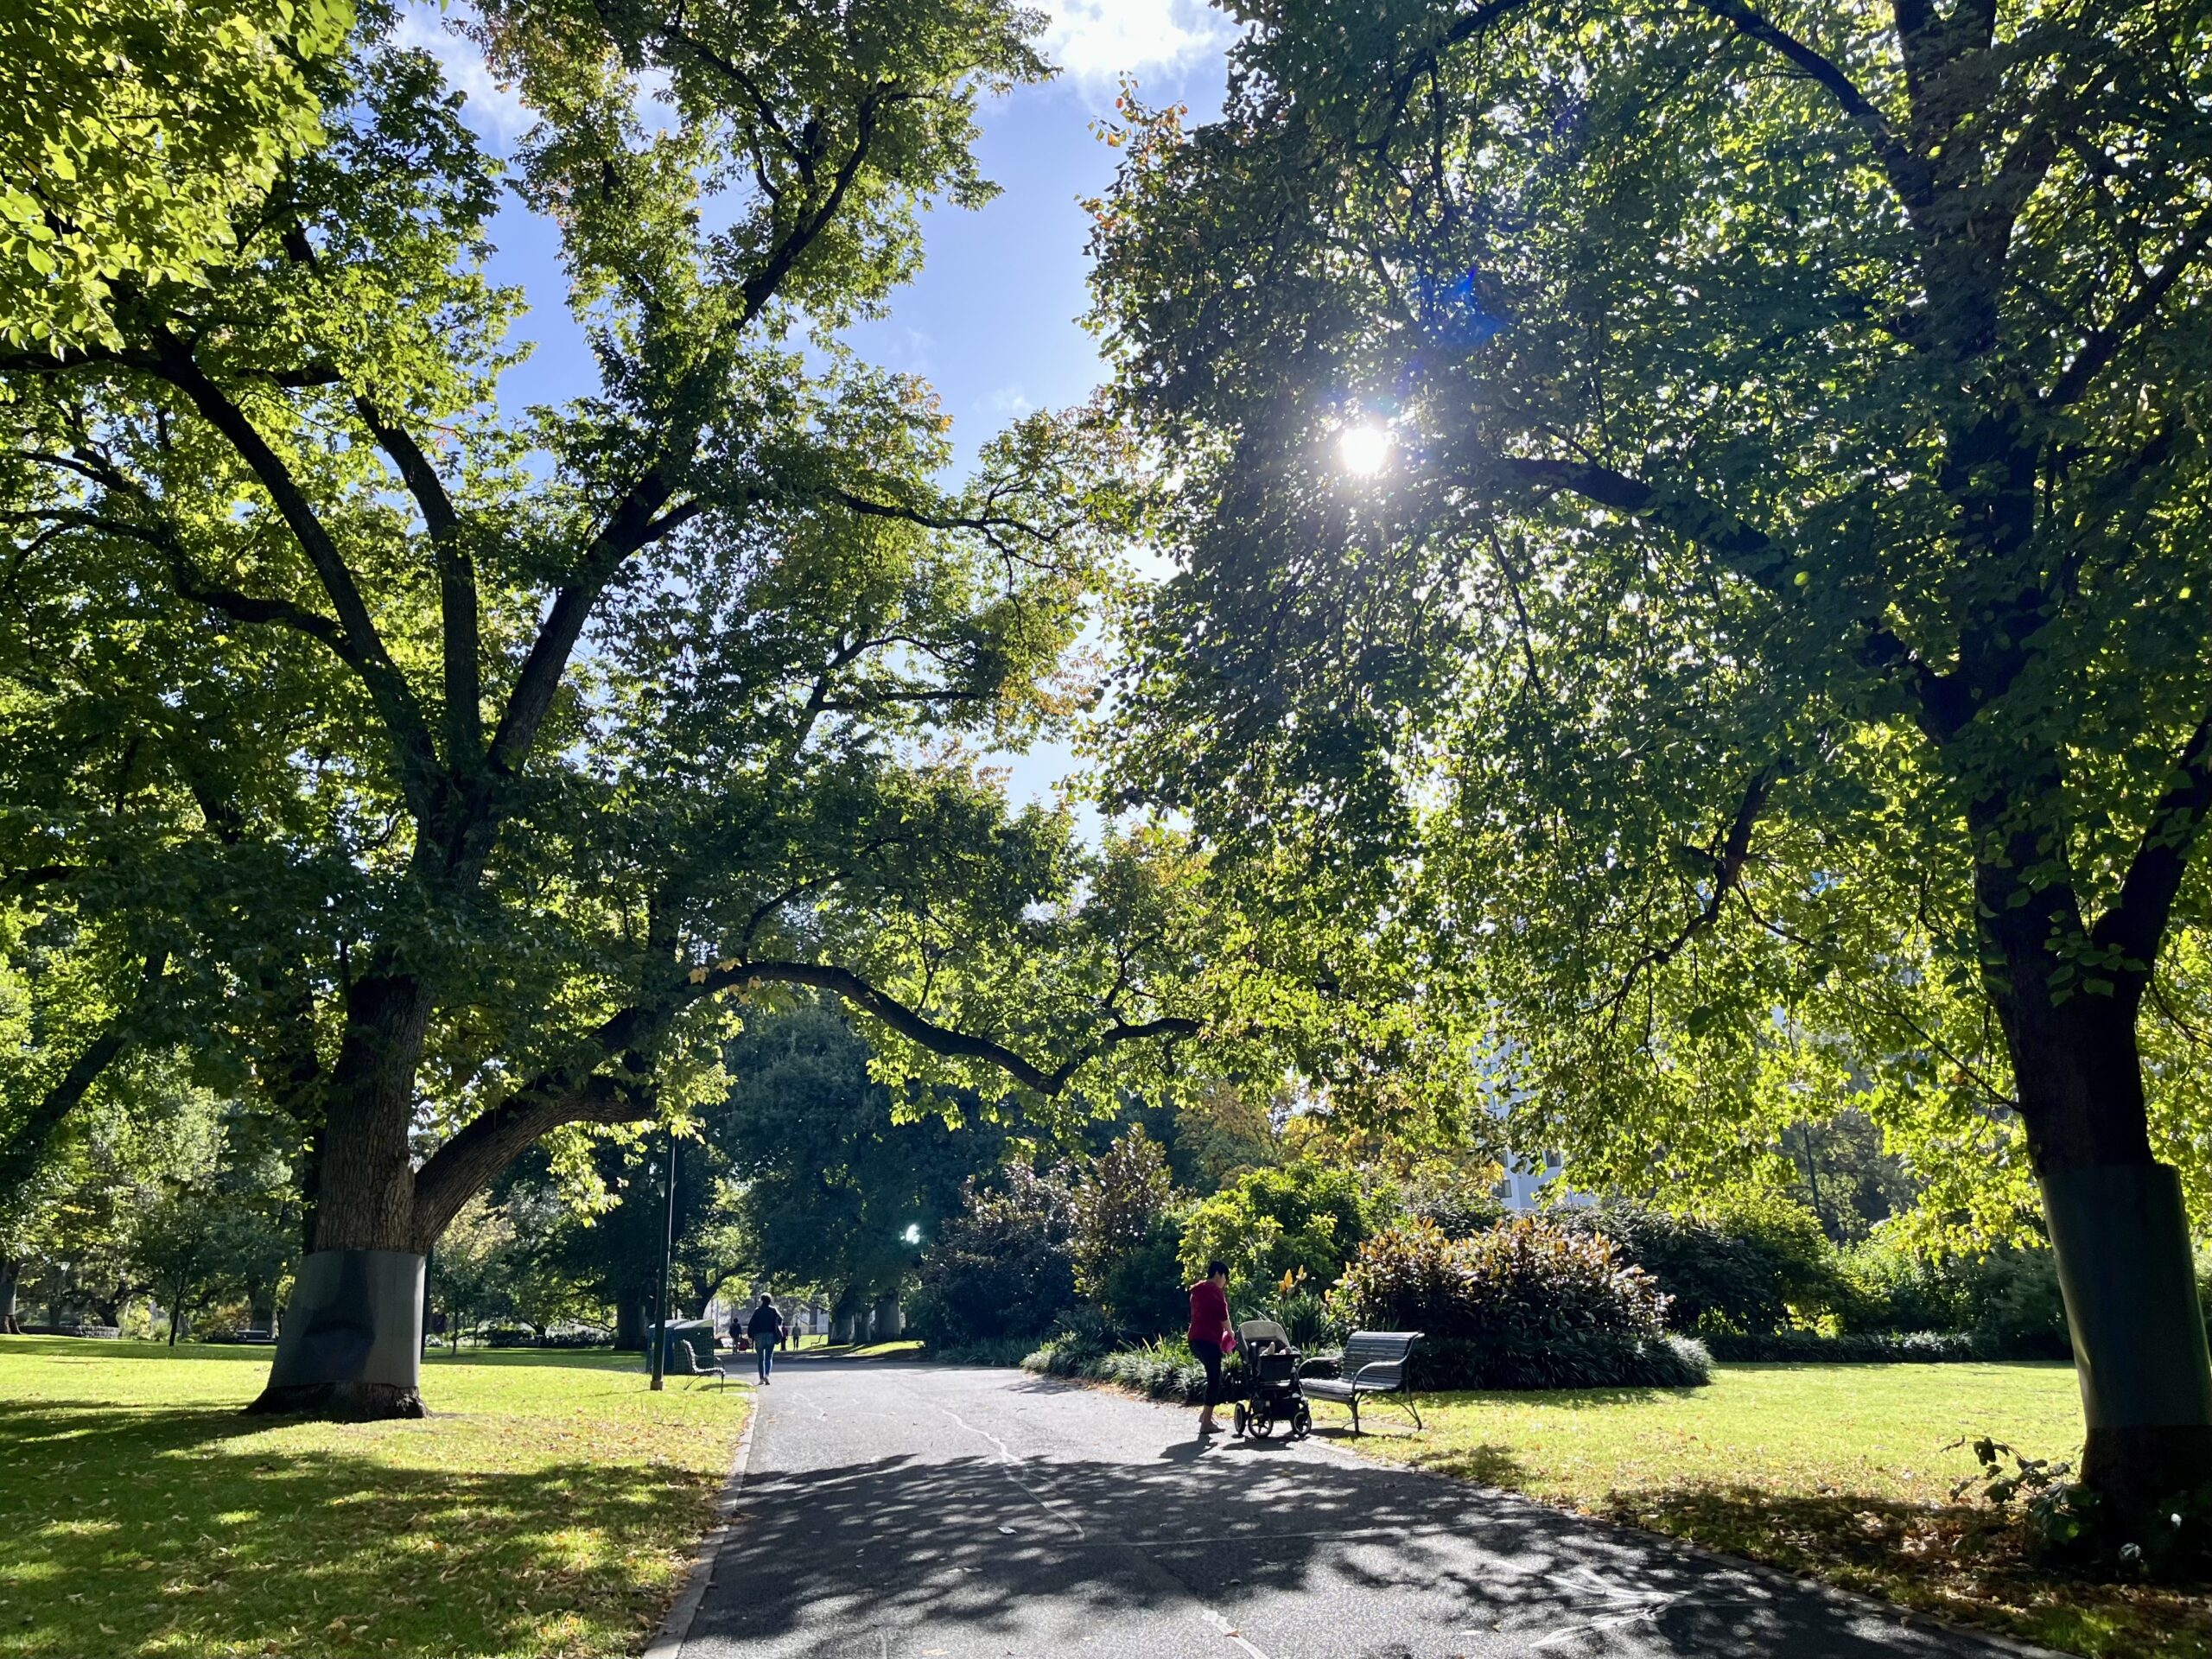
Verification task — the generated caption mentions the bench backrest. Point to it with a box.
[1343,1331,1421,1387]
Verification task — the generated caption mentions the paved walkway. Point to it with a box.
[669,1360,2044,1659]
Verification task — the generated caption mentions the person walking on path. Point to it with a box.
[747,1295,785,1384]
[1187,1261,1233,1435]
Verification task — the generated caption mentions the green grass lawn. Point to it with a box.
[1327,1361,2212,1657]
[0,1337,750,1659]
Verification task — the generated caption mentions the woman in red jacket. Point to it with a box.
[1187,1260,1233,1434]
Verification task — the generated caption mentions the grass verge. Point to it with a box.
[0,1336,749,1659]
[1324,1359,2211,1657]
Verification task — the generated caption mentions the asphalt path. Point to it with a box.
[669,1359,2045,1659]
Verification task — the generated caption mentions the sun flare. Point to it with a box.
[1338,423,1393,476]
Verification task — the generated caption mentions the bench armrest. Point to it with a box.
[1351,1360,1406,1389]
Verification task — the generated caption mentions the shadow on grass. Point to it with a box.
[1,1335,274,1363]
[1589,1483,2212,1657]
[0,1397,718,1659]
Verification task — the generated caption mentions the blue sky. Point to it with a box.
[397,2,1237,815]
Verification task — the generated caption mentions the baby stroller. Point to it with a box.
[1230,1317,1313,1440]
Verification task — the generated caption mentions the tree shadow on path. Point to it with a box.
[692,1422,2012,1657]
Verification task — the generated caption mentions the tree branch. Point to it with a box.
[2047,201,2212,410]
[143,332,445,816]
[409,1071,652,1250]
[683,957,1198,1096]
[1599,760,1784,1025]
[2089,705,2212,993]
[1689,0,1929,214]
[0,946,169,1205]
[350,393,481,763]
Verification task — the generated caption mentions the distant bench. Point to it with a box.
[1301,1330,1423,1434]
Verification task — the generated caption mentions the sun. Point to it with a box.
[1338,423,1393,477]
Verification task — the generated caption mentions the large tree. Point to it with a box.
[0,0,1216,1417]
[1093,0,2212,1517]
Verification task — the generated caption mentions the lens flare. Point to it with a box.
[1338,423,1393,476]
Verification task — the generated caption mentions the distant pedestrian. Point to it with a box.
[1187,1260,1233,1435]
[747,1295,785,1384]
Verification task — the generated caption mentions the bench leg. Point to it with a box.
[1351,1395,1361,1435]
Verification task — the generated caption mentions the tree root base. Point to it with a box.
[245,1380,428,1421]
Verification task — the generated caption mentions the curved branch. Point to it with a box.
[685,957,1199,1096]
[409,1071,652,1250]
[1688,0,1929,214]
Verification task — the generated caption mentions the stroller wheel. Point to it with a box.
[1292,1403,1312,1440]
[1232,1402,1248,1436]
[1252,1411,1275,1440]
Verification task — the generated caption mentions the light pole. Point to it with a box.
[648,1129,678,1391]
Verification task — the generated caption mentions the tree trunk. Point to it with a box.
[1983,888,2212,1521]
[0,1258,18,1335]
[250,973,432,1420]
[614,1296,646,1352]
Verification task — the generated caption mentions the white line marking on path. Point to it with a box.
[931,1406,1088,1538]
[1199,1606,1273,1659]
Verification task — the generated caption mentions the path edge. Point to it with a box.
[644,1389,760,1659]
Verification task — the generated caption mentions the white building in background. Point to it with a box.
[1485,1076,1593,1212]
[1495,1147,1592,1212]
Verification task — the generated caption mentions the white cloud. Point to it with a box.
[393,7,532,143]
[1040,0,1232,85]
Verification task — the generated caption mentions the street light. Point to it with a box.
[648,1129,677,1392]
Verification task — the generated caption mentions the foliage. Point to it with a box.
[1704,1329,1993,1363]
[1330,1218,1704,1390]
[720,1001,1007,1304]
[1018,1332,1209,1403]
[1068,1126,1173,1300]
[906,1165,1077,1348]
[1,0,352,349]
[1838,1242,2071,1358]
[1178,1159,1380,1306]
[1776,1110,1923,1243]
[1088,0,2212,1493]
[0,0,1245,1377]
[1555,1193,1841,1336]
[923,1335,1037,1367]
[1398,1165,1506,1241]
[128,1112,296,1343]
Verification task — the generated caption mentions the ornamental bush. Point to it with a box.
[1328,1218,1708,1389]
[1837,1241,2071,1358]
[906,1167,1077,1348]
[1552,1193,1842,1335]
[1179,1160,1380,1305]
[1068,1128,1188,1334]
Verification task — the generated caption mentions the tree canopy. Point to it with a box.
[0,0,1242,1414]
[1090,0,2212,1509]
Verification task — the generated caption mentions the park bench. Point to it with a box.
[1300,1330,1423,1434]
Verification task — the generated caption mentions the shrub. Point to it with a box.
[1328,1218,1708,1389]
[1705,1329,1993,1363]
[1253,1268,1340,1350]
[928,1336,1038,1367]
[1179,1160,1379,1305]
[1070,1128,1174,1303]
[1018,1335,1211,1402]
[1092,1212,1192,1338]
[1554,1192,1841,1335]
[906,1167,1077,1348]
[1837,1241,2071,1358]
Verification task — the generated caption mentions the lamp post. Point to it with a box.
[648,1128,677,1391]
